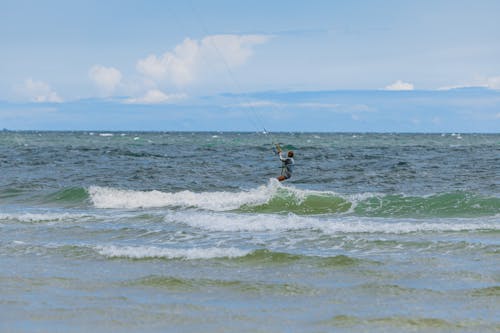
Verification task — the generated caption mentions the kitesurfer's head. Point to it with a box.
[288,151,294,157]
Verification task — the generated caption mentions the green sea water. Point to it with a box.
[0,132,498,332]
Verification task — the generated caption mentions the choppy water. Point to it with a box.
[1,131,499,332]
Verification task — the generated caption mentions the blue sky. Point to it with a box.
[1,0,499,131]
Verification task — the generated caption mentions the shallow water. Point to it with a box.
[0,132,499,332]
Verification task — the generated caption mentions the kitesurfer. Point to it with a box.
[277,148,294,181]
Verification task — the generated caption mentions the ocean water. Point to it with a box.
[0,131,498,332]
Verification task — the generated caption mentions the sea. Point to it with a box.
[0,131,498,332]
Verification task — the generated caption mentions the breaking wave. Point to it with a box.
[87,180,500,218]
[95,245,250,260]
[163,210,499,234]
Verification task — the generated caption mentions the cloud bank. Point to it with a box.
[125,89,187,104]
[89,65,122,95]
[16,78,62,103]
[485,76,500,90]
[438,75,500,91]
[384,80,414,91]
[136,34,271,87]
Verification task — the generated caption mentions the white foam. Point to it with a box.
[88,180,285,210]
[164,211,500,234]
[99,133,114,137]
[95,245,250,260]
[0,212,94,223]
[87,181,389,213]
[320,219,499,234]
[164,210,314,232]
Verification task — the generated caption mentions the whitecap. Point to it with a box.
[164,211,500,234]
[95,245,250,260]
[0,212,95,223]
[87,180,378,212]
[88,180,283,210]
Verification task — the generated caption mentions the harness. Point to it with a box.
[281,159,292,177]
[275,144,293,178]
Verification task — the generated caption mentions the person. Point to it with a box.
[277,150,294,181]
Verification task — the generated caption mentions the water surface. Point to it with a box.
[1,132,498,332]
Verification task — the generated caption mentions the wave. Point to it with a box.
[3,180,498,218]
[4,242,250,260]
[43,187,89,205]
[88,180,355,212]
[17,241,366,265]
[5,240,494,268]
[87,180,500,218]
[128,275,315,295]
[0,187,89,207]
[354,192,500,218]
[7,242,365,265]
[2,209,496,237]
[469,286,500,297]
[0,187,26,199]
[88,183,277,211]
[95,245,250,260]
[92,246,373,267]
[319,315,483,330]
[235,249,368,266]
[0,212,96,223]
[164,211,499,234]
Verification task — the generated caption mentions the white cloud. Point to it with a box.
[17,78,63,103]
[137,38,199,85]
[437,84,488,91]
[201,34,270,67]
[384,80,414,91]
[89,65,122,94]
[486,76,500,89]
[125,89,187,104]
[136,34,271,87]
[438,75,500,91]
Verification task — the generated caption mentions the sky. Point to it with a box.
[1,0,499,132]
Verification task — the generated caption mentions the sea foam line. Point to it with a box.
[0,212,95,223]
[88,180,351,210]
[87,182,500,217]
[88,181,279,210]
[164,211,500,234]
[95,245,251,260]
